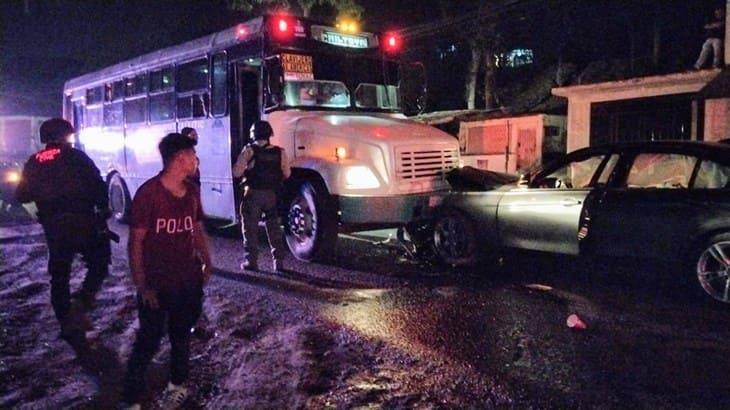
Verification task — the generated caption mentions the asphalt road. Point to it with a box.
[191,220,730,408]
[4,204,728,407]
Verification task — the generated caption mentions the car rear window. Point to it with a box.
[694,160,730,189]
[626,153,696,189]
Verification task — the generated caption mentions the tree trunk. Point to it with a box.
[465,43,481,110]
[483,47,496,110]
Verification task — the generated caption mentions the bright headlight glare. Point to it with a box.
[344,166,380,189]
[5,171,21,183]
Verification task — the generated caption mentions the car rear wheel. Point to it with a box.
[432,208,480,267]
[694,233,730,303]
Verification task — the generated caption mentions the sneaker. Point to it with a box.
[159,382,189,409]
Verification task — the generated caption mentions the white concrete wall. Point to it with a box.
[458,114,566,172]
[704,99,730,142]
[566,100,591,151]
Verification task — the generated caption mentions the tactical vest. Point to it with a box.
[245,144,284,190]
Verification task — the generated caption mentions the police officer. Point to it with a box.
[15,118,111,342]
[232,121,291,272]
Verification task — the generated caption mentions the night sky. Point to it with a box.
[0,0,722,116]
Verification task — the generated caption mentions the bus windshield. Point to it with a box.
[280,52,401,111]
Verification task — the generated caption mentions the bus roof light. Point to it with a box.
[236,24,248,39]
[278,18,288,32]
[383,32,401,53]
[271,15,295,41]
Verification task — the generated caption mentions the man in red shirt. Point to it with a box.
[120,133,213,409]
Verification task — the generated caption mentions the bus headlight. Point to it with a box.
[344,166,380,189]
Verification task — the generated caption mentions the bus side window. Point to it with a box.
[150,67,175,123]
[73,100,85,130]
[85,87,104,128]
[177,58,209,119]
[211,53,227,117]
[125,74,148,125]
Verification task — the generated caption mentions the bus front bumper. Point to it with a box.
[336,192,447,225]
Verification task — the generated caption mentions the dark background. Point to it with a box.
[0,0,723,116]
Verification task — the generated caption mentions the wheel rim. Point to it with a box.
[696,240,730,303]
[434,215,469,261]
[287,193,316,247]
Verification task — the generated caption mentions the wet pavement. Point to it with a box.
[206,223,730,407]
[3,207,729,407]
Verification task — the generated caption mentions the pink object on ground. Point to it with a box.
[566,314,587,330]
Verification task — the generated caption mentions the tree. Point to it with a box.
[226,0,362,19]
[462,1,502,110]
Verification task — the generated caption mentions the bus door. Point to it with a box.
[232,62,261,211]
[233,63,261,158]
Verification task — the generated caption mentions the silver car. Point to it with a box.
[425,141,730,303]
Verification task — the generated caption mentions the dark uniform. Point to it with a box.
[232,121,290,272]
[14,118,110,339]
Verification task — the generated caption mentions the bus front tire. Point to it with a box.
[284,179,337,262]
[108,173,131,223]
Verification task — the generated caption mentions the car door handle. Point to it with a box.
[561,198,582,206]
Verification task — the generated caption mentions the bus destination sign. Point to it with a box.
[281,53,314,81]
[320,31,369,48]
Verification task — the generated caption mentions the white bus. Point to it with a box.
[63,14,459,261]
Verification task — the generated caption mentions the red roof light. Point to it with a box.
[270,15,295,41]
[236,24,248,39]
[383,32,401,53]
[278,18,289,32]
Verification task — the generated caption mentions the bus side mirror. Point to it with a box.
[264,57,284,110]
[399,62,427,116]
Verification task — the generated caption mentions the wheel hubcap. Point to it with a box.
[697,240,730,303]
[435,217,465,259]
[287,198,315,243]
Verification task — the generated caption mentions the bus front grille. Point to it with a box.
[396,146,459,180]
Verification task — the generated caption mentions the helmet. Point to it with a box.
[249,121,273,143]
[40,118,75,144]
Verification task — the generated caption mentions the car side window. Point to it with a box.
[625,153,696,189]
[694,160,730,189]
[536,155,605,189]
[596,154,619,186]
